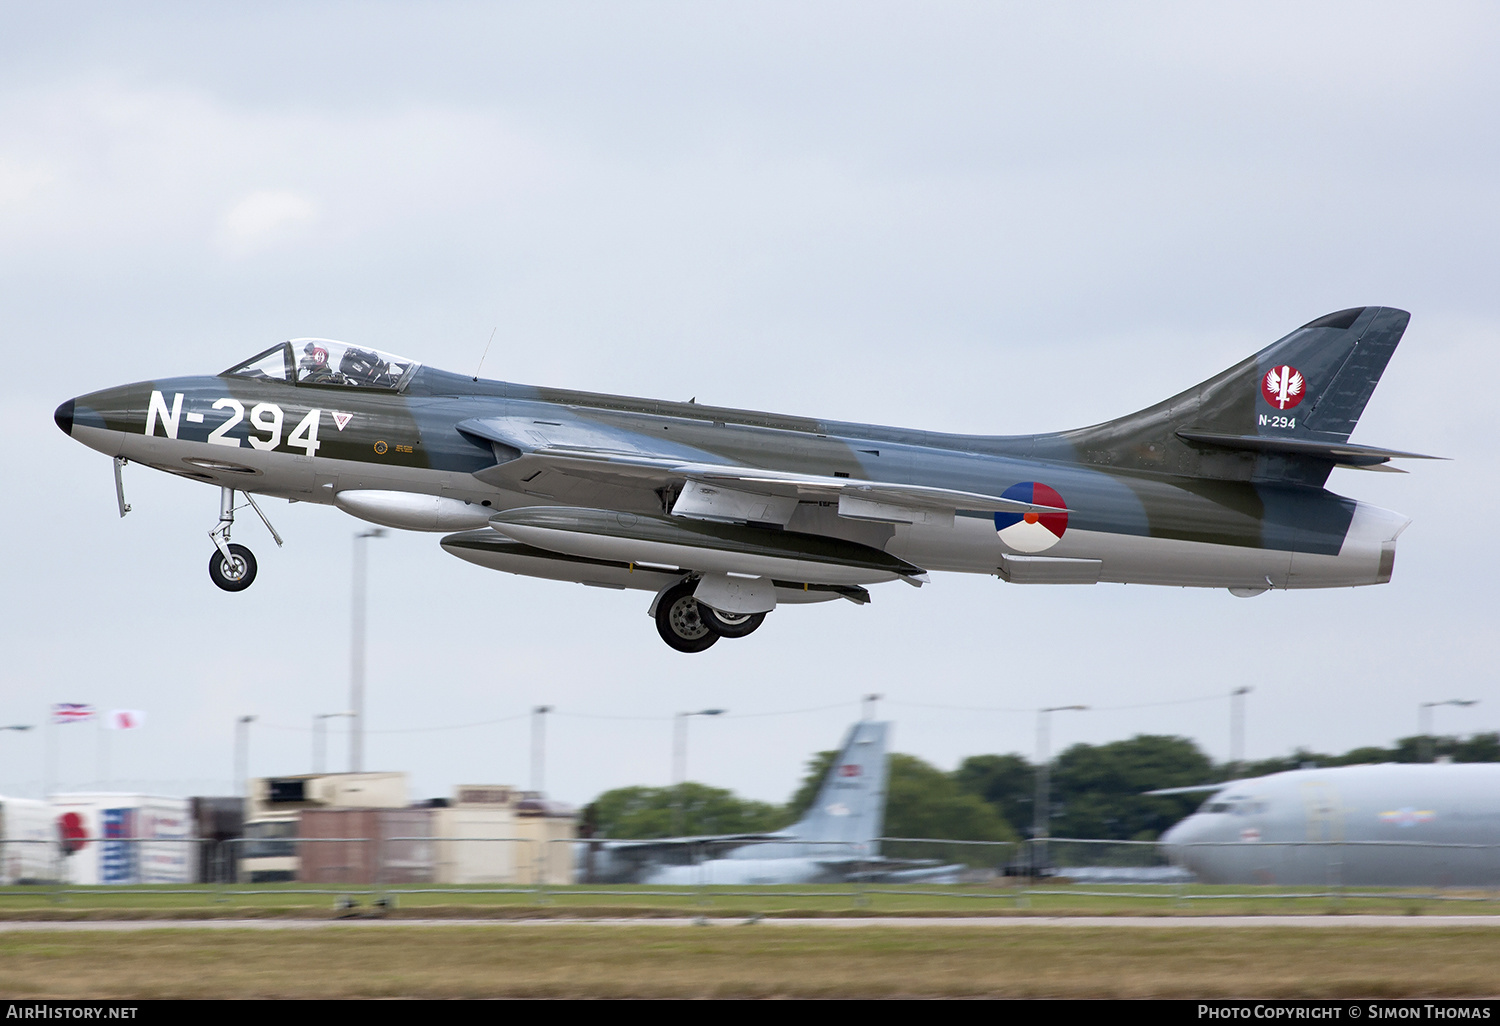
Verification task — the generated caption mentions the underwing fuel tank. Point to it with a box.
[483,507,924,586]
[438,532,857,604]
[333,490,493,532]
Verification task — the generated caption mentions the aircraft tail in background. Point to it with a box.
[781,721,889,849]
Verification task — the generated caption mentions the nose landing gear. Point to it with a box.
[208,486,283,592]
[209,544,258,591]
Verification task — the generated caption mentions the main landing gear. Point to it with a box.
[208,486,283,593]
[653,580,767,653]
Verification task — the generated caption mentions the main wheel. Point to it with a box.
[654,582,719,653]
[697,604,766,639]
[209,543,257,592]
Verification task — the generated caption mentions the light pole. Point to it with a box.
[672,709,725,834]
[1230,687,1252,777]
[862,694,883,721]
[235,715,256,799]
[1033,705,1088,874]
[531,705,553,794]
[1418,700,1478,762]
[313,712,354,774]
[350,528,386,773]
[0,726,33,797]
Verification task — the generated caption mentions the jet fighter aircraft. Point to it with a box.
[54,307,1436,652]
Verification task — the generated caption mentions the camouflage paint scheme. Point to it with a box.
[55,307,1433,650]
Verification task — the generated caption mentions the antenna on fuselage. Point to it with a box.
[473,327,497,382]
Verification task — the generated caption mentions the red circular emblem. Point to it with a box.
[1261,365,1306,410]
[58,812,89,853]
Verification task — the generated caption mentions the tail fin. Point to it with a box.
[1045,307,1421,484]
[783,721,888,847]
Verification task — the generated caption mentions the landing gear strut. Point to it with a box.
[207,486,282,593]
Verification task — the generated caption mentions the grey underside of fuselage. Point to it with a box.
[71,362,1393,592]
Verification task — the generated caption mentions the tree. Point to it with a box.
[953,753,1033,836]
[883,754,1018,843]
[584,783,783,839]
[1049,735,1213,841]
[784,750,1017,844]
[783,750,837,823]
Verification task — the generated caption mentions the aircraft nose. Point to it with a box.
[54,399,75,437]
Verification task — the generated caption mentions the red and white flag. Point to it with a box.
[52,703,95,724]
[105,710,146,730]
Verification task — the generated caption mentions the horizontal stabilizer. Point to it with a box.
[1046,306,1420,486]
[1176,431,1444,468]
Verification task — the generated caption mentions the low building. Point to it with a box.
[241,772,408,883]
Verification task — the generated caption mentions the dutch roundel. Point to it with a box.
[993,482,1068,553]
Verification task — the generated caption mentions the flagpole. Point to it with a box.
[44,707,54,800]
[97,718,107,789]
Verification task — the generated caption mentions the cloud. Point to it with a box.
[216,189,319,256]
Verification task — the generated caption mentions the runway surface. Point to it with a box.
[2,915,1499,930]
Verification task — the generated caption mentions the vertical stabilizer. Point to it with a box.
[782,721,889,850]
[1042,307,1412,484]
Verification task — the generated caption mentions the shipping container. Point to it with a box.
[49,794,194,885]
[0,797,54,884]
[297,808,434,884]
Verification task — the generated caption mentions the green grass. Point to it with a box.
[4,925,1500,997]
[1,881,1497,918]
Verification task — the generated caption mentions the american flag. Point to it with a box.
[52,703,96,724]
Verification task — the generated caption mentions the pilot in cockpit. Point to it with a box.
[299,342,336,383]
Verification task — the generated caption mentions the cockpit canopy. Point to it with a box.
[224,339,420,391]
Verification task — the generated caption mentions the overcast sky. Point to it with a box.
[2,1,1496,809]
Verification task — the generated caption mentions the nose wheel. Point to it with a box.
[207,485,281,592]
[209,544,258,592]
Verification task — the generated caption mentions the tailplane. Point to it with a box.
[1042,307,1438,484]
[782,721,889,849]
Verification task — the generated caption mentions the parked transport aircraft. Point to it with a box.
[55,307,1435,651]
[581,720,958,885]
[1159,763,1500,887]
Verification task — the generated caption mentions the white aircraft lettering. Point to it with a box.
[144,391,183,439]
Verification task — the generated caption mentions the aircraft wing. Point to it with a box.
[1144,782,1236,796]
[458,416,1064,524]
[590,832,790,865]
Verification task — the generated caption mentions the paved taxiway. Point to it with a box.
[2,916,1500,930]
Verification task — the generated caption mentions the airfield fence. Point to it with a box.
[5,835,1500,910]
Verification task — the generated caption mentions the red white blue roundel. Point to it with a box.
[994,482,1068,553]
